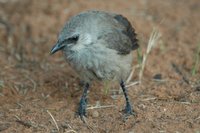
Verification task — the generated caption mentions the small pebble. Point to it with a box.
[153,73,162,80]
[195,86,200,91]
[92,110,99,118]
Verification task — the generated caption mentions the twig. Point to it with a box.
[126,64,140,84]
[126,81,139,88]
[15,116,36,128]
[66,130,77,133]
[195,116,200,120]
[62,124,77,133]
[87,105,115,110]
[16,120,32,128]
[47,110,59,132]
[171,63,190,84]
[141,97,157,101]
[180,102,191,105]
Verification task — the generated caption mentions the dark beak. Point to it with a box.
[50,43,64,55]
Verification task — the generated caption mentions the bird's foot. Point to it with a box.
[122,103,135,121]
[124,103,135,115]
[77,98,87,122]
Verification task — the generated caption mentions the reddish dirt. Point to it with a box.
[0,0,200,132]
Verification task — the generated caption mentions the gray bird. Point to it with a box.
[51,10,139,120]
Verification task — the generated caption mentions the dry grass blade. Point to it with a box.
[15,115,37,128]
[47,110,59,132]
[117,65,140,93]
[141,97,157,101]
[65,124,77,133]
[126,64,140,84]
[87,104,115,110]
[139,28,161,84]
[66,130,77,133]
[126,81,139,88]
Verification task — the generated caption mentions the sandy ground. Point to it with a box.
[0,0,200,132]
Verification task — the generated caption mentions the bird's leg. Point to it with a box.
[77,83,89,120]
[120,80,135,116]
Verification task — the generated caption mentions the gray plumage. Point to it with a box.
[52,10,138,82]
[51,10,139,120]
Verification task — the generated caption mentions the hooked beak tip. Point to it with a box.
[50,43,62,55]
[50,48,56,55]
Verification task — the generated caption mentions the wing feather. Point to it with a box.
[101,13,139,54]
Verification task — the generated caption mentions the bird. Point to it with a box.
[50,10,139,121]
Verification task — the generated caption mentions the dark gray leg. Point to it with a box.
[77,83,89,120]
[120,80,134,115]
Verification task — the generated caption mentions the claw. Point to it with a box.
[120,80,135,120]
[77,97,87,122]
[76,83,89,122]
[122,103,135,121]
[124,103,135,116]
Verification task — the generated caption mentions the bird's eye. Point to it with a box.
[59,35,79,45]
[68,35,79,42]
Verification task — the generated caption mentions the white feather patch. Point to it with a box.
[83,33,92,44]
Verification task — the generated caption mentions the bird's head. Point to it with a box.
[50,13,95,55]
[50,33,80,55]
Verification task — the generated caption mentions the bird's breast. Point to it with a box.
[63,44,133,82]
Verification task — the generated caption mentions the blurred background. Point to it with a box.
[0,0,200,132]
